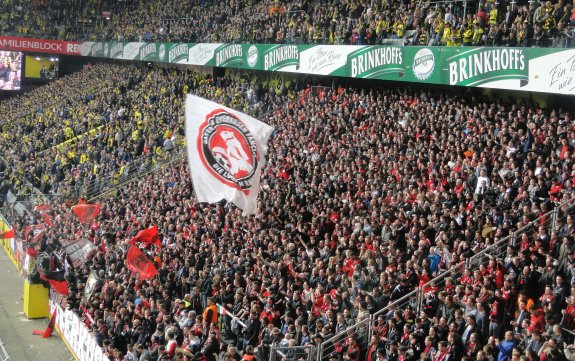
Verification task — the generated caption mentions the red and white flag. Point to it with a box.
[185,95,274,215]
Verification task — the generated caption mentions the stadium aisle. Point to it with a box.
[0,250,73,361]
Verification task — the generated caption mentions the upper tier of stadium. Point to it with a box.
[0,0,574,48]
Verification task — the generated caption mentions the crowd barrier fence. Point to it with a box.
[270,345,316,361]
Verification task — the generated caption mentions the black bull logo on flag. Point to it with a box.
[126,245,158,279]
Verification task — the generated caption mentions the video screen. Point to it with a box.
[0,51,22,91]
[25,55,59,80]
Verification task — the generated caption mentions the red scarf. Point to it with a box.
[436,350,449,361]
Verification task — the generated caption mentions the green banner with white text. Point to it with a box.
[72,42,575,95]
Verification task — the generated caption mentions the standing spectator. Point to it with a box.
[489,290,505,338]
[202,332,220,361]
[203,298,218,327]
[495,331,517,361]
[241,311,261,351]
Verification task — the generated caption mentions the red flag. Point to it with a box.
[43,309,57,338]
[41,212,53,226]
[27,247,37,258]
[24,224,46,244]
[72,203,101,225]
[37,265,68,296]
[39,275,68,295]
[126,245,158,280]
[131,225,161,247]
[1,229,15,238]
[48,279,68,295]
[35,204,51,212]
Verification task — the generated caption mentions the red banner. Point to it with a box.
[46,278,68,295]
[0,36,80,55]
[38,271,68,295]
[126,245,158,280]
[24,224,46,244]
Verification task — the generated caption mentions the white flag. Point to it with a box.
[185,94,274,215]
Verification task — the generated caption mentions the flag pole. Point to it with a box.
[0,217,4,246]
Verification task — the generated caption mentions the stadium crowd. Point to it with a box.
[0,62,573,361]
[1,0,575,47]
[0,62,204,203]
[0,0,87,39]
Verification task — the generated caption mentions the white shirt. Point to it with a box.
[475,176,490,194]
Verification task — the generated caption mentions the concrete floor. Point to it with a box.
[0,250,74,361]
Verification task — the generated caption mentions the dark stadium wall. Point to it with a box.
[57,54,107,77]
[479,87,561,111]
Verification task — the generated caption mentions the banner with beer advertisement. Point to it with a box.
[75,41,575,95]
[1,34,573,94]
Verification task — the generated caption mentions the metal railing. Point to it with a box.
[317,317,370,361]
[50,145,186,202]
[0,184,50,223]
[372,287,421,321]
[418,0,475,19]
[465,200,572,272]
[0,336,11,361]
[2,190,29,222]
[270,346,316,361]
[85,146,186,201]
[310,197,575,361]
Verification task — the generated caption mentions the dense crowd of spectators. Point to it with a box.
[0,62,573,361]
[0,0,88,39]
[0,62,208,204]
[1,0,575,47]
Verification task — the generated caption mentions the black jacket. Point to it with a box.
[244,318,261,346]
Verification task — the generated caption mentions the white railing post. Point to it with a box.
[551,206,559,233]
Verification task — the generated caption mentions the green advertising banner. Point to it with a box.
[246,44,300,71]
[74,41,575,95]
[441,47,528,87]
[109,41,124,59]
